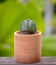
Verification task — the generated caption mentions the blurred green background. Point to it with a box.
[0,0,56,56]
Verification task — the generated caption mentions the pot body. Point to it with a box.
[14,32,42,63]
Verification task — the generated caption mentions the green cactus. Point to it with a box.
[20,19,36,34]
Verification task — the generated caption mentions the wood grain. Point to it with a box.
[0,57,56,65]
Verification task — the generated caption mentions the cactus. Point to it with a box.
[20,19,36,34]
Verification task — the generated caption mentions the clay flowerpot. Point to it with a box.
[14,31,42,64]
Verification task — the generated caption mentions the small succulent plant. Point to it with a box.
[20,19,36,34]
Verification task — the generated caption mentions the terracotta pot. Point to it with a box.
[14,31,42,64]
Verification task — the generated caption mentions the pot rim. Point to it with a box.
[14,31,41,37]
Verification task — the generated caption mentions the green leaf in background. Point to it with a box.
[0,0,6,3]
[42,35,56,56]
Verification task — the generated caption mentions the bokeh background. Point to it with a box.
[0,0,56,56]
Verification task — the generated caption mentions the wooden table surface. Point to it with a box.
[0,57,56,65]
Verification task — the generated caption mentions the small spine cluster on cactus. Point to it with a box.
[20,19,36,34]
